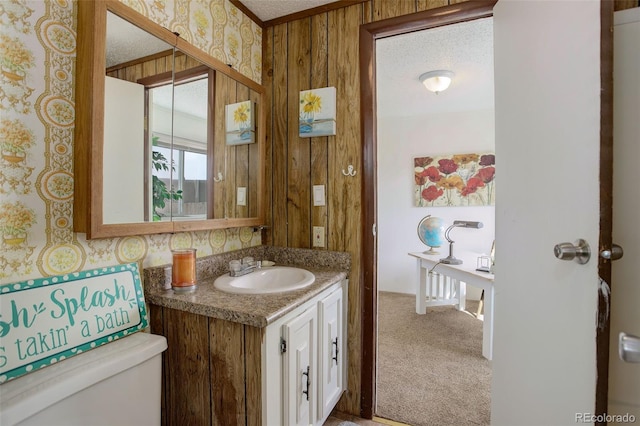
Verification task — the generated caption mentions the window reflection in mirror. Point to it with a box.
[149,69,209,221]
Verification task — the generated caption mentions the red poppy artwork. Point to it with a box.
[414,153,495,206]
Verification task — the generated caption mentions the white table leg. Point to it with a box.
[416,260,427,314]
[482,286,494,360]
[456,280,466,311]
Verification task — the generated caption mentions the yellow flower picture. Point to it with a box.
[225,100,254,145]
[301,91,322,114]
[299,87,336,138]
[233,102,249,124]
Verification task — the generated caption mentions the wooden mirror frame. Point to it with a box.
[74,0,265,239]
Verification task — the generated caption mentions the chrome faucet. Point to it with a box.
[228,258,262,277]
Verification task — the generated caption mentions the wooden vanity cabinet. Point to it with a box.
[149,279,347,426]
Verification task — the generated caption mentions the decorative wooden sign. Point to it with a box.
[0,263,148,383]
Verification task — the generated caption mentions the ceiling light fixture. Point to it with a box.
[419,70,455,94]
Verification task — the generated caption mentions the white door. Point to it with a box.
[283,306,317,426]
[491,1,609,424]
[608,7,640,421]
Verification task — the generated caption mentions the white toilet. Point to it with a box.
[0,332,167,426]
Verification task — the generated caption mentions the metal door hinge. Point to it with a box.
[280,338,287,354]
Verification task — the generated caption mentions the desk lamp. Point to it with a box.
[440,220,483,265]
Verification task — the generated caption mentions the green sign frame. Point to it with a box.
[0,263,148,383]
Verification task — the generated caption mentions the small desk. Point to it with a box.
[409,251,494,360]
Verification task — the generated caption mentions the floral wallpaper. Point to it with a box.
[0,0,263,285]
[120,0,262,80]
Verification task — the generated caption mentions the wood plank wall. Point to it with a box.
[263,0,639,416]
[150,305,263,426]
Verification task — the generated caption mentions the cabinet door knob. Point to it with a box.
[332,337,339,365]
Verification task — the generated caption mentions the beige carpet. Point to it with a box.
[376,292,491,426]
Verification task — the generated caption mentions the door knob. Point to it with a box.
[554,239,590,264]
[600,244,624,261]
[619,332,640,363]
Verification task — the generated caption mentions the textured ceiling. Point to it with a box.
[377,17,494,118]
[239,0,340,21]
[105,12,171,68]
[152,79,209,120]
[106,12,207,119]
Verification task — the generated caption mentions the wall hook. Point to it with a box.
[213,172,223,182]
[342,165,356,177]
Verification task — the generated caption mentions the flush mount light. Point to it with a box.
[419,70,455,94]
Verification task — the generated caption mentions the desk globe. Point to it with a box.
[417,215,446,254]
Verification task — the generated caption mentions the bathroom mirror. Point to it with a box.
[74,1,265,239]
[142,55,213,222]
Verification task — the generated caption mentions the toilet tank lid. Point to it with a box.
[0,332,167,425]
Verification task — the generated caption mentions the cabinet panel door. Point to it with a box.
[283,306,317,426]
[317,287,344,423]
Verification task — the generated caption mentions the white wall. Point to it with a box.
[378,109,495,295]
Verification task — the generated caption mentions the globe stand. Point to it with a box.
[417,215,446,256]
[423,246,440,255]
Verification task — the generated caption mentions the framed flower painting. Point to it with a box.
[299,87,336,137]
[414,152,495,207]
[225,100,255,145]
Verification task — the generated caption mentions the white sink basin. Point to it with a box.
[213,266,315,294]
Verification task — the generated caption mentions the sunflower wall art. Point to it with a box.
[299,87,336,138]
[225,100,255,145]
[414,153,496,207]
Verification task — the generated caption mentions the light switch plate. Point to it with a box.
[313,185,326,206]
[237,187,247,206]
[313,226,325,247]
